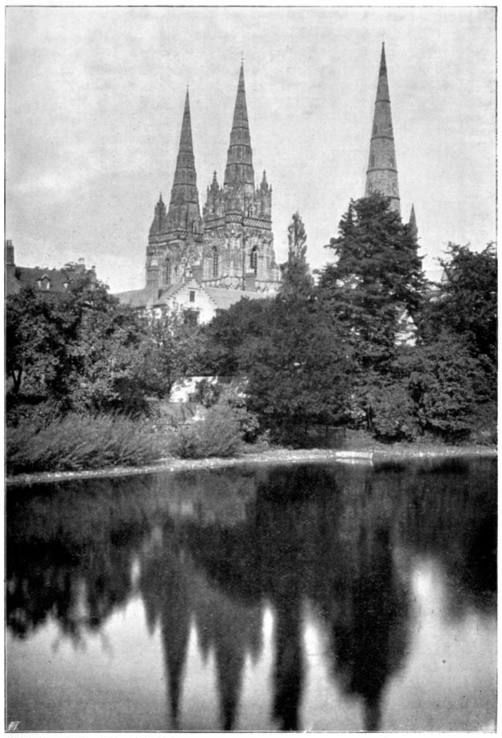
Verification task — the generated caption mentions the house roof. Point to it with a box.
[7,263,95,296]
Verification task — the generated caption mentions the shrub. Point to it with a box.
[7,413,164,474]
[168,402,243,459]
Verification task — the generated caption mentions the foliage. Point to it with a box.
[242,295,354,442]
[168,399,246,458]
[200,297,272,375]
[6,413,164,474]
[6,274,202,414]
[420,242,497,366]
[347,371,418,442]
[319,194,425,372]
[393,334,482,441]
[280,211,314,297]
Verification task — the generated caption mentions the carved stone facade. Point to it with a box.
[145,64,281,301]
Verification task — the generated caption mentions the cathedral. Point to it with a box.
[118,63,281,320]
[117,45,415,321]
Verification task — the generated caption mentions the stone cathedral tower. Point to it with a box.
[201,63,280,291]
[146,90,203,293]
[365,43,401,214]
[144,64,280,298]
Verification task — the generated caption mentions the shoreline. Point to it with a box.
[5,444,497,487]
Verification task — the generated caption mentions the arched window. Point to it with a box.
[164,258,171,285]
[250,245,258,275]
[212,247,219,278]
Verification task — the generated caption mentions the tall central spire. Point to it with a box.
[365,44,400,213]
[224,63,255,194]
[167,89,201,231]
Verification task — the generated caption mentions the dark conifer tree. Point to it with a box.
[319,194,425,372]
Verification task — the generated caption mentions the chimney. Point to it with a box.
[5,239,14,266]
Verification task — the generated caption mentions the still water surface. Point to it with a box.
[7,458,496,731]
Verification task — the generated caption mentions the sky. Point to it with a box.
[6,6,496,293]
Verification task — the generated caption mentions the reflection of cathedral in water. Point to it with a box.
[6,460,496,731]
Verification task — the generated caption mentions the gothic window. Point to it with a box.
[164,258,171,285]
[250,245,258,275]
[189,290,195,303]
[212,247,219,278]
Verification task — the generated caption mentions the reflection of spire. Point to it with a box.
[363,694,382,732]
[327,521,409,733]
[272,597,303,731]
[160,564,191,729]
[214,637,245,730]
[139,544,191,731]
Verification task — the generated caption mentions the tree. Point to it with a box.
[280,212,314,297]
[319,195,425,372]
[421,242,497,365]
[6,287,61,396]
[393,334,483,441]
[200,297,272,376]
[242,295,354,442]
[6,273,202,415]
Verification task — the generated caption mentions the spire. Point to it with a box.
[149,193,167,236]
[167,89,201,232]
[224,63,255,194]
[365,43,400,213]
[408,204,418,241]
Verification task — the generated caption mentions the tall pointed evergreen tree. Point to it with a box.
[280,212,313,297]
[319,194,425,371]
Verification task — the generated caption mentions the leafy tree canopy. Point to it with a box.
[421,242,497,365]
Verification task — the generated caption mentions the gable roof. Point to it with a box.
[7,263,96,296]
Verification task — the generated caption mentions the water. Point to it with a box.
[6,458,496,732]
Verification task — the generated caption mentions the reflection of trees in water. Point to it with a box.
[6,477,148,642]
[396,460,497,617]
[6,459,496,731]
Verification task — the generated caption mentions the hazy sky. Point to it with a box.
[6,6,496,293]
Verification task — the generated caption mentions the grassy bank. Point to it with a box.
[6,409,496,486]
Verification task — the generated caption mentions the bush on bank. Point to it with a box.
[6,413,165,474]
[6,391,259,473]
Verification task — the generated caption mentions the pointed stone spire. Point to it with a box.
[167,89,201,231]
[365,43,400,213]
[408,204,418,241]
[224,63,255,195]
[149,192,167,236]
